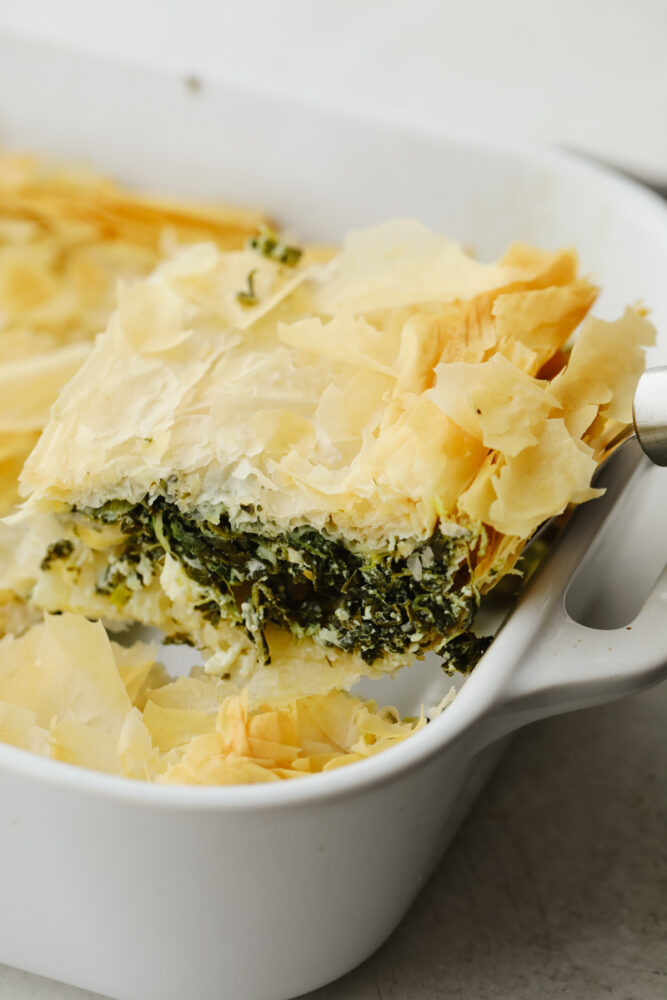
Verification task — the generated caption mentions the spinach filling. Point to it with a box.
[40,538,75,571]
[68,498,488,670]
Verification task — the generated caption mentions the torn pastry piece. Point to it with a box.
[13,219,655,698]
[0,611,424,783]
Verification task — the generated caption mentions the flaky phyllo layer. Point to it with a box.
[7,219,654,699]
[0,153,266,516]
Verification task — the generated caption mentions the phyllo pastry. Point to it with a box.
[11,219,654,700]
[0,153,265,515]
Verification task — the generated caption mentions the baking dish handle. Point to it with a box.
[476,438,667,746]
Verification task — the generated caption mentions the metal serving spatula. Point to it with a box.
[634,366,667,465]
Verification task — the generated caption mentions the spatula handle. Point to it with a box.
[633,366,667,466]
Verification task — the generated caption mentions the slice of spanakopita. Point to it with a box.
[10,219,654,701]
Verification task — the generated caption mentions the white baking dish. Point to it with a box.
[1,26,667,1000]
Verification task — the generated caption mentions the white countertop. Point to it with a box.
[0,5,666,996]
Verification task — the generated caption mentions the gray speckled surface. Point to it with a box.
[2,679,666,1000]
[305,681,667,1000]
